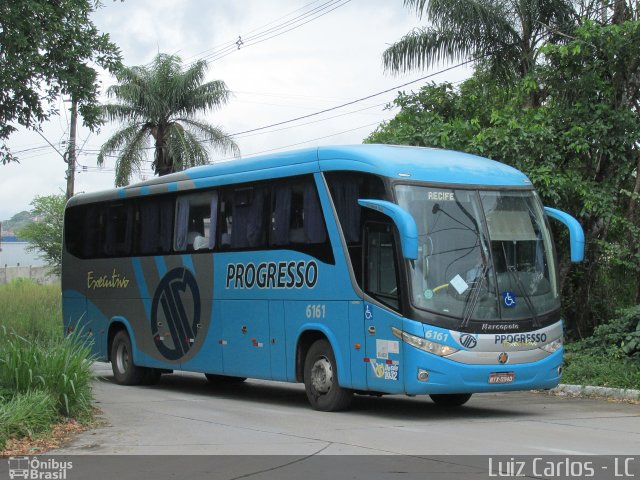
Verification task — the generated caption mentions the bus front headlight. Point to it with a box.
[539,338,563,353]
[391,327,458,357]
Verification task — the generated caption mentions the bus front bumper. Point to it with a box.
[403,347,563,395]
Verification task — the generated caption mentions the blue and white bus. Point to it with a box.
[62,144,584,411]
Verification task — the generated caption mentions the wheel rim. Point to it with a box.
[116,342,129,374]
[310,356,333,394]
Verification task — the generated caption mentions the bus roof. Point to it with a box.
[184,144,531,186]
[67,144,532,206]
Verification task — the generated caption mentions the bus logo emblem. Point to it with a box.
[459,333,477,349]
[151,267,201,361]
[498,352,509,364]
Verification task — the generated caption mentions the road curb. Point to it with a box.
[551,384,640,402]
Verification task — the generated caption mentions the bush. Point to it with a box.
[569,306,640,359]
[0,282,95,450]
[0,329,94,420]
[0,391,58,449]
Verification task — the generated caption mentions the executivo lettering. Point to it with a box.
[87,269,130,290]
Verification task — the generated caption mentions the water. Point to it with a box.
[0,241,45,267]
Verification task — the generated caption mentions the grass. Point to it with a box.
[0,278,61,341]
[0,330,94,418]
[562,351,640,390]
[0,391,59,447]
[0,279,94,450]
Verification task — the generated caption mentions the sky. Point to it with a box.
[0,0,472,221]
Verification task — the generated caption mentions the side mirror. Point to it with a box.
[358,199,418,260]
[544,207,585,263]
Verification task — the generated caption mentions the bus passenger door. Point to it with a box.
[363,222,404,393]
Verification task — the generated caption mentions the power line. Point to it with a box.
[211,1,352,63]
[185,0,325,61]
[230,58,474,137]
[235,100,389,139]
[191,0,351,65]
[216,121,382,162]
[33,129,64,159]
[12,145,51,155]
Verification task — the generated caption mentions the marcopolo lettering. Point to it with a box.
[494,333,547,344]
[226,260,318,289]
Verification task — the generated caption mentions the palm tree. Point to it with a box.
[383,0,576,82]
[98,53,239,186]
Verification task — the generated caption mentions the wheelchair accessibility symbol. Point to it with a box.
[365,305,373,320]
[502,291,517,308]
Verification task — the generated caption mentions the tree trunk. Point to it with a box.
[154,140,173,176]
[633,152,640,304]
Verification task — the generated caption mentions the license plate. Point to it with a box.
[488,372,515,384]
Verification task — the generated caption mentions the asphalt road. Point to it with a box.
[52,363,640,456]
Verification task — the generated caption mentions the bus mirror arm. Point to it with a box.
[358,199,418,260]
[543,207,585,263]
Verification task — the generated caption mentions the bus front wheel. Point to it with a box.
[429,393,472,407]
[111,330,146,385]
[303,339,353,411]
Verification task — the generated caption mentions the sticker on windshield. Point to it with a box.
[502,291,517,308]
[450,274,469,295]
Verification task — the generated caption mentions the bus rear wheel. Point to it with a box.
[111,330,146,385]
[303,339,353,411]
[429,393,472,407]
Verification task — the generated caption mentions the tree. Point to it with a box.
[383,0,575,82]
[0,0,122,164]
[367,18,640,336]
[17,195,66,275]
[98,53,240,186]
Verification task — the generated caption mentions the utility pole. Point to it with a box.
[65,98,78,200]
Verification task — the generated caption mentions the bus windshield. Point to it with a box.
[395,185,559,323]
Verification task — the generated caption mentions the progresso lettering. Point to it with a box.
[226,261,318,289]
[494,333,547,345]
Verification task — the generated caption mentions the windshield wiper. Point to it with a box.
[501,244,540,328]
[459,263,489,331]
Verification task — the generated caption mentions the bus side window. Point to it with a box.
[271,177,327,246]
[364,222,400,311]
[103,203,134,257]
[64,205,96,258]
[269,176,333,264]
[174,191,219,252]
[138,197,174,255]
[325,172,387,286]
[217,186,269,250]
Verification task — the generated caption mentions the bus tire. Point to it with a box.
[111,330,146,385]
[204,373,246,384]
[429,393,472,407]
[303,339,353,411]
